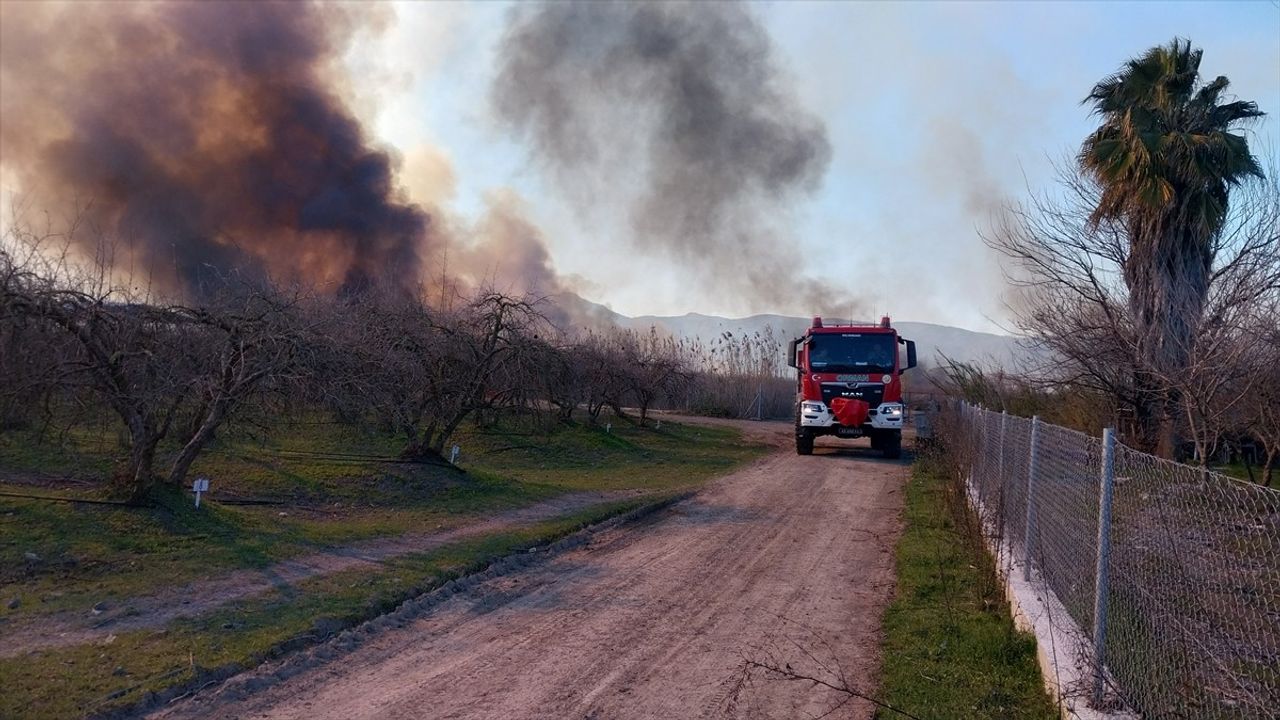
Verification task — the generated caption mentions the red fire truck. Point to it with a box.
[787,316,917,458]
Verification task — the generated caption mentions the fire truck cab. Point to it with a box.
[787,316,917,458]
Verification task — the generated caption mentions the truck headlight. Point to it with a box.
[802,402,825,413]
[882,404,903,416]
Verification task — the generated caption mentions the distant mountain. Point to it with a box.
[552,294,1029,369]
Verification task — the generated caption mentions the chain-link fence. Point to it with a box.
[950,402,1280,719]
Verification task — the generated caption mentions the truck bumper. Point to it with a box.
[798,400,905,433]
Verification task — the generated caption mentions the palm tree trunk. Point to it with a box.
[1126,215,1211,459]
[1126,233,1167,455]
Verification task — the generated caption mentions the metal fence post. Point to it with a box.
[962,403,973,474]
[1022,416,1040,580]
[997,410,1008,508]
[1092,427,1116,706]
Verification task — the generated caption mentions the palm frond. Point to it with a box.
[1078,37,1265,236]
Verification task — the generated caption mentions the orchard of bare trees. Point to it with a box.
[0,218,794,503]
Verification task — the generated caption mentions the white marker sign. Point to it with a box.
[192,476,210,508]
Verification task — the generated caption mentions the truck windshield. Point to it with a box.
[807,333,897,373]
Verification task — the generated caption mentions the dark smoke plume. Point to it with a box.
[492,2,849,315]
[0,1,432,296]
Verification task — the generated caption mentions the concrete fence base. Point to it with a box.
[965,476,1139,720]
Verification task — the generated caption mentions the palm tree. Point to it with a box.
[1079,38,1264,457]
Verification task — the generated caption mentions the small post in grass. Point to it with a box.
[1091,427,1116,706]
[192,476,210,509]
[450,445,460,464]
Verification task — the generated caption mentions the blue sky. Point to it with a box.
[362,0,1280,333]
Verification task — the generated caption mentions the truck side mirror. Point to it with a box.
[905,340,917,371]
[787,338,799,368]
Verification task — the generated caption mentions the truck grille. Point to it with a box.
[820,382,884,409]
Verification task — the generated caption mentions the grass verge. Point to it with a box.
[875,458,1058,720]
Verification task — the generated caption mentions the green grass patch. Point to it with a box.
[876,459,1057,720]
[0,498,657,719]
[1210,461,1277,486]
[463,420,754,492]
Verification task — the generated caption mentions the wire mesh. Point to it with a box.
[950,403,1280,719]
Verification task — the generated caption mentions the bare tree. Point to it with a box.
[576,331,632,423]
[2,237,186,499]
[1163,317,1254,467]
[2,220,309,501]
[420,292,548,456]
[0,281,79,433]
[326,289,548,461]
[536,336,585,423]
[161,285,310,488]
[616,328,692,426]
[1237,303,1280,485]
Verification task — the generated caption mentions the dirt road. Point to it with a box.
[156,426,908,720]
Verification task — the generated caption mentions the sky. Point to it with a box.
[355,0,1279,334]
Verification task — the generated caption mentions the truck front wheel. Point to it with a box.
[796,429,814,455]
[881,430,901,459]
[795,404,814,455]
